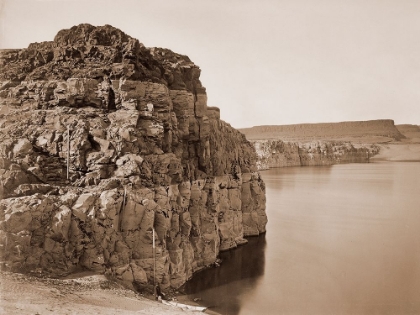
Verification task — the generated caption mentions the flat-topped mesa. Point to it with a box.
[240,119,405,142]
[0,24,267,290]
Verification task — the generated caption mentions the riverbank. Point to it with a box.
[0,271,215,315]
[251,139,376,170]
[249,138,420,170]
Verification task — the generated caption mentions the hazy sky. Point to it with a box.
[1,0,419,128]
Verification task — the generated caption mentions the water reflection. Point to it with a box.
[182,235,267,315]
[183,162,420,315]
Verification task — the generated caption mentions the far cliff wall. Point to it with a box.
[253,140,379,170]
[240,120,405,142]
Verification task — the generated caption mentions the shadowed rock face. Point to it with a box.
[0,24,267,290]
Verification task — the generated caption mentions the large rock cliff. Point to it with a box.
[0,24,266,290]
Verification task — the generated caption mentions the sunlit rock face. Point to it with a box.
[0,24,267,289]
[252,140,379,170]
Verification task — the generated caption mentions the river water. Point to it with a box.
[182,162,420,315]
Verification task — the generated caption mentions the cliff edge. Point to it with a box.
[0,24,267,290]
[240,120,405,142]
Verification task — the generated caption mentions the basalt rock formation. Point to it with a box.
[0,24,267,290]
[253,140,379,170]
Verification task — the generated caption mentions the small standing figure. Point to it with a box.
[155,284,166,301]
[102,75,116,112]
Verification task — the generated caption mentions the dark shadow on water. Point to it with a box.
[182,235,267,315]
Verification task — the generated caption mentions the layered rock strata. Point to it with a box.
[240,120,405,142]
[0,24,267,290]
[253,140,379,170]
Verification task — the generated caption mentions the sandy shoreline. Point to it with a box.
[0,271,216,315]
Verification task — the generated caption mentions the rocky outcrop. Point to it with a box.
[0,24,266,290]
[240,120,405,142]
[253,140,379,170]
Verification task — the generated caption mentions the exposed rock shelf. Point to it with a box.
[0,24,267,290]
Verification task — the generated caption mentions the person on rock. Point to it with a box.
[101,75,116,112]
[155,284,166,301]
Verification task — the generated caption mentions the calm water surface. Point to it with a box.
[183,162,420,315]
